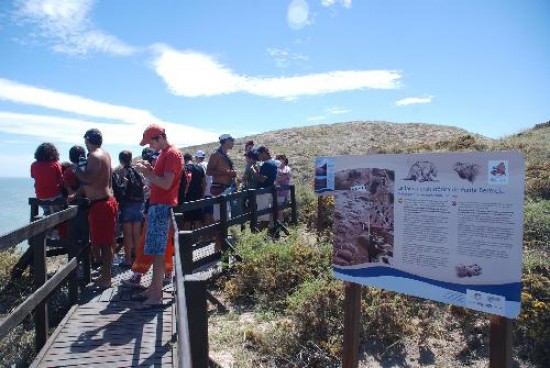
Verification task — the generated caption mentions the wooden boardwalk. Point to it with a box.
[30,267,177,368]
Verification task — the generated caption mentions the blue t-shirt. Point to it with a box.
[259,159,278,188]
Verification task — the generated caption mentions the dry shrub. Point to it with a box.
[525,164,550,200]
[515,274,550,366]
[223,229,332,309]
[361,289,415,348]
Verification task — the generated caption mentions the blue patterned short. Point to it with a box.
[144,204,172,256]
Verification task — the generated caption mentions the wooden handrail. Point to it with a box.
[0,206,77,252]
[173,215,193,368]
[0,257,77,341]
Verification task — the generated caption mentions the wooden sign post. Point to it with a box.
[342,282,362,368]
[489,315,513,368]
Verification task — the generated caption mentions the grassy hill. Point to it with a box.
[182,120,492,183]
[184,119,550,367]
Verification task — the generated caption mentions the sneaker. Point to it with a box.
[121,274,145,289]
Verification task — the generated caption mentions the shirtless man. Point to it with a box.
[74,128,118,288]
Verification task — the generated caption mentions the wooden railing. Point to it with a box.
[172,185,297,367]
[0,201,90,352]
[1,185,297,367]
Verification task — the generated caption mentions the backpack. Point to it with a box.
[185,163,205,202]
[113,167,144,203]
[178,165,192,205]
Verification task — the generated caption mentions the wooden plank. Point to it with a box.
[39,356,172,368]
[30,305,79,368]
[0,206,77,251]
[0,258,77,341]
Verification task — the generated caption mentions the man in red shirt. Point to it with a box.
[135,124,183,307]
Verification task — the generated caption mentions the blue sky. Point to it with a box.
[0,0,548,177]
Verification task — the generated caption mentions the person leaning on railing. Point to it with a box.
[249,145,278,232]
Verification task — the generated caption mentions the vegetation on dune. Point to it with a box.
[2,120,550,367]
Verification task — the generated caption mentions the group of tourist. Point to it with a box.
[30,124,292,308]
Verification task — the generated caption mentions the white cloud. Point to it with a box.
[13,0,136,55]
[152,47,401,100]
[307,115,326,121]
[0,78,218,146]
[266,47,308,68]
[322,0,352,9]
[395,96,433,106]
[287,0,311,30]
[326,107,349,114]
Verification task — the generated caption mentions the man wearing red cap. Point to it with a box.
[134,124,183,306]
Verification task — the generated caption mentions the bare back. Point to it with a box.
[82,147,112,200]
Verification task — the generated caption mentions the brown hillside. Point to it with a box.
[181,120,492,183]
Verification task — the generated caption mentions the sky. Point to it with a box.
[0,0,549,177]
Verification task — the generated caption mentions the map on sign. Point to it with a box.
[315,151,524,318]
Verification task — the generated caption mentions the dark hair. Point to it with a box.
[119,150,132,167]
[69,145,86,164]
[34,143,59,162]
[141,147,155,164]
[245,149,259,161]
[84,128,103,146]
[276,154,288,165]
[60,161,72,172]
[183,153,193,162]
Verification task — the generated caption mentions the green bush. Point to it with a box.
[223,228,332,309]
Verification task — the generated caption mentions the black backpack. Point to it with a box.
[113,167,144,203]
[177,165,192,206]
[185,163,205,202]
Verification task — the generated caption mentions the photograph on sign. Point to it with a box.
[316,152,524,318]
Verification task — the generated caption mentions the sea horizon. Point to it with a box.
[0,177,35,243]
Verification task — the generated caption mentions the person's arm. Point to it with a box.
[250,164,267,183]
[205,154,219,177]
[136,161,176,190]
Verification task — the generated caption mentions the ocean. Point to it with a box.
[0,177,36,242]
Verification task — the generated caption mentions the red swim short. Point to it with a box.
[88,197,118,247]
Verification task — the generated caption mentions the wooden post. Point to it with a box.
[185,276,209,368]
[179,231,195,275]
[67,215,78,305]
[489,315,513,368]
[317,196,324,235]
[271,186,279,220]
[290,185,298,225]
[32,230,48,351]
[219,196,228,250]
[342,282,361,368]
[249,189,258,232]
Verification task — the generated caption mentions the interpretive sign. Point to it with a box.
[315,151,524,318]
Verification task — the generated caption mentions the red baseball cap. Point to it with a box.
[140,124,165,146]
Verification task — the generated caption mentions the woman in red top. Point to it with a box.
[31,143,64,238]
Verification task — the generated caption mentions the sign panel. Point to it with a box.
[315,152,524,317]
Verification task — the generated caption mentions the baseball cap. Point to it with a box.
[219,133,234,143]
[83,128,102,146]
[195,150,205,158]
[140,124,165,146]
